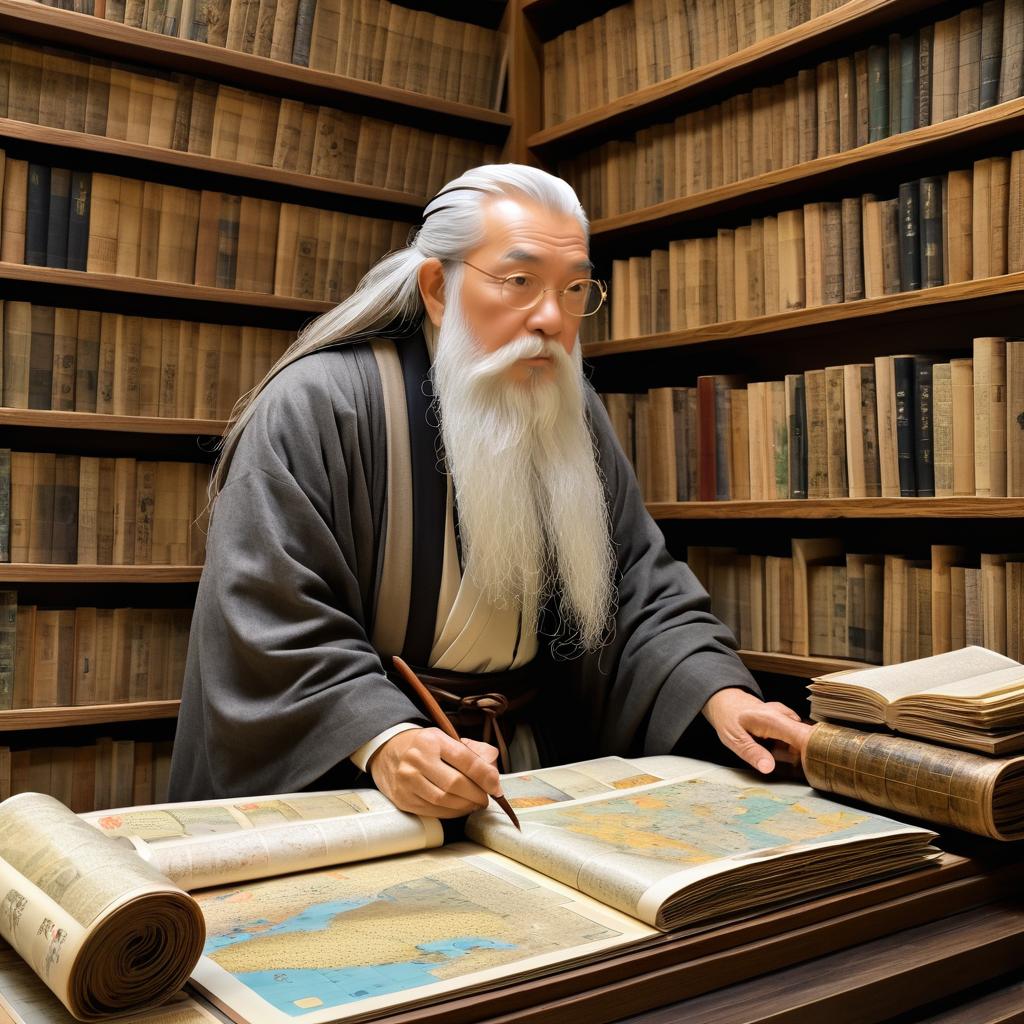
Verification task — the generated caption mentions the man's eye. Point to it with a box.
[507,275,531,288]
[566,283,584,294]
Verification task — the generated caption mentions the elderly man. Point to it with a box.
[169,164,810,814]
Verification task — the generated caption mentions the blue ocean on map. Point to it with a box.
[233,936,516,1016]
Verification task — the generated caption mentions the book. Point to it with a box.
[0,754,936,1024]
[810,645,1024,754]
[803,720,1024,841]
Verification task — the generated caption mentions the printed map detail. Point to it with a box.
[194,849,623,1018]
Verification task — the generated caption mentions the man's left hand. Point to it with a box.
[702,688,814,774]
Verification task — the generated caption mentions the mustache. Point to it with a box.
[465,335,572,380]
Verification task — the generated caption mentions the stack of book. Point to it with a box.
[29,0,508,110]
[1,451,211,565]
[601,336,1024,501]
[561,0,1024,217]
[804,646,1024,840]
[0,302,292,420]
[0,596,192,711]
[1,155,412,301]
[2,34,501,198]
[686,539,1024,665]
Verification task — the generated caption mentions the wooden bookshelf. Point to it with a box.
[0,566,203,583]
[0,118,429,217]
[589,98,1024,247]
[0,701,181,731]
[527,0,940,155]
[0,408,224,437]
[738,650,872,677]
[0,0,512,143]
[0,262,334,322]
[583,273,1024,359]
[648,499,1024,520]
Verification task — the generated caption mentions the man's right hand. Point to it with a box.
[368,727,503,818]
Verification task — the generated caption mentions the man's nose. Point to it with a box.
[524,290,564,336]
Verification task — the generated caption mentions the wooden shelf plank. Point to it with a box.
[0,0,511,141]
[528,0,939,155]
[0,565,202,582]
[589,98,1024,245]
[0,261,334,317]
[0,118,428,213]
[648,498,1024,520]
[0,408,225,436]
[739,650,872,677]
[582,273,1024,358]
[0,701,180,731]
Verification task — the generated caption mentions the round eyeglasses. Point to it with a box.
[459,260,608,317]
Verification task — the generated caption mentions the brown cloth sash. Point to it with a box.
[387,660,544,773]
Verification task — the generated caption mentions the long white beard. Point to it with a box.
[430,292,616,653]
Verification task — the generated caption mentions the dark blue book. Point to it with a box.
[917,24,933,127]
[893,355,917,496]
[867,43,889,142]
[291,0,317,66]
[899,33,917,131]
[898,180,921,291]
[66,171,91,273]
[914,356,935,498]
[788,374,807,499]
[25,163,51,266]
[981,0,1004,108]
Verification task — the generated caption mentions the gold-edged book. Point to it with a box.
[809,646,1024,755]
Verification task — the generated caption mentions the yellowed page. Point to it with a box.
[82,789,443,891]
[0,794,204,1020]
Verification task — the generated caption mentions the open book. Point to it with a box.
[809,646,1024,754]
[0,755,938,1024]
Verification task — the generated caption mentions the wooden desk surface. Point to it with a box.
[2,847,1021,1024]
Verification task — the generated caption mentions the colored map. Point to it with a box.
[500,757,664,809]
[472,775,910,916]
[193,847,629,1019]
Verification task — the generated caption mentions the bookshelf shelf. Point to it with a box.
[527,0,938,154]
[0,701,181,731]
[648,499,1024,520]
[0,262,334,322]
[0,0,512,143]
[0,118,429,216]
[583,272,1024,358]
[738,650,872,677]
[0,408,225,437]
[0,565,202,583]
[589,98,1024,247]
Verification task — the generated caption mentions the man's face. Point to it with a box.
[458,197,592,384]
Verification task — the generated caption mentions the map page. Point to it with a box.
[190,844,652,1024]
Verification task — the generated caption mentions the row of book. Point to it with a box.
[0,737,173,811]
[1,303,292,420]
[543,0,852,126]
[1,156,412,300]
[0,599,191,711]
[607,158,1024,338]
[2,36,500,198]
[601,339,1024,501]
[31,0,506,110]
[0,452,211,565]
[688,540,1024,668]
[560,3,1024,219]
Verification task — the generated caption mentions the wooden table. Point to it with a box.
[2,844,1021,1024]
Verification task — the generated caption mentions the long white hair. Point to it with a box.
[209,164,589,502]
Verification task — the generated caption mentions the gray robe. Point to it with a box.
[169,338,760,800]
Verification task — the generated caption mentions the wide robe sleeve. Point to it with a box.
[567,390,762,758]
[169,347,427,801]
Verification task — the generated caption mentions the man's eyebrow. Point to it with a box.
[499,248,595,273]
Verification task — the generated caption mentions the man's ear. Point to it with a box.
[418,258,445,327]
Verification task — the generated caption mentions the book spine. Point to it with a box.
[893,355,917,496]
[45,168,71,271]
[980,0,1004,108]
[867,43,889,142]
[696,376,717,503]
[898,180,921,291]
[66,171,91,273]
[919,176,944,288]
[291,0,316,66]
[917,24,933,127]
[25,164,51,266]
[788,374,807,499]
[914,356,935,498]
[899,33,917,131]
